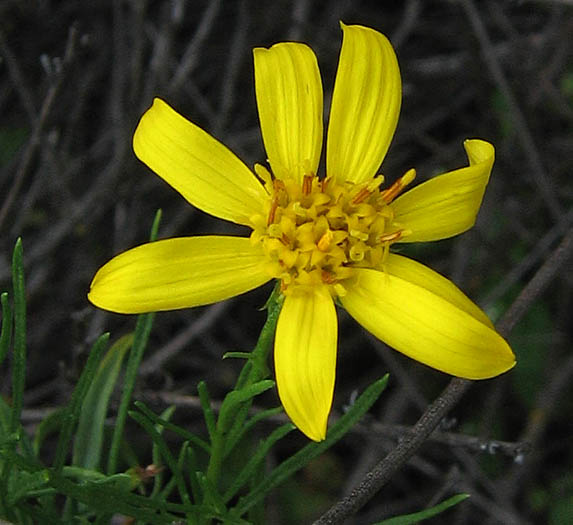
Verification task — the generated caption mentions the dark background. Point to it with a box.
[1,1,572,523]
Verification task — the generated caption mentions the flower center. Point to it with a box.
[250,167,415,296]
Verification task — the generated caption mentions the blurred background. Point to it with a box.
[1,1,572,523]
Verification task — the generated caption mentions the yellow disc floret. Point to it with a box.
[250,166,415,296]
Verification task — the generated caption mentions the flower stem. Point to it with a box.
[205,287,283,488]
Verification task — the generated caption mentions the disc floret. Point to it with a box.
[250,167,415,295]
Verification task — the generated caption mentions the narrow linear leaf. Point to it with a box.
[73,333,133,470]
[223,352,252,360]
[176,441,195,516]
[375,493,470,524]
[47,471,177,524]
[129,410,191,510]
[232,375,389,517]
[53,333,110,471]
[185,445,201,505]
[197,472,227,516]
[0,395,12,438]
[149,209,163,242]
[223,423,294,503]
[224,406,283,458]
[10,238,26,434]
[198,381,217,441]
[218,380,274,432]
[134,401,210,453]
[33,408,66,456]
[107,310,154,475]
[0,292,12,367]
[150,405,177,499]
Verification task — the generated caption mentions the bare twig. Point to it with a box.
[0,30,37,123]
[459,0,564,224]
[140,301,231,375]
[0,26,78,231]
[169,0,222,94]
[314,223,573,524]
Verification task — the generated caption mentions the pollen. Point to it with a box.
[250,171,408,295]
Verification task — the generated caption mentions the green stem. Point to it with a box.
[205,288,283,488]
[244,287,284,387]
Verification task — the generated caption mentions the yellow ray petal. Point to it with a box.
[384,253,494,328]
[133,98,268,226]
[88,236,270,314]
[275,286,337,441]
[327,23,401,185]
[341,268,515,379]
[391,139,495,243]
[253,42,323,184]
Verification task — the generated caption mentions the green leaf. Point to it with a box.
[217,380,274,433]
[33,407,66,456]
[232,375,389,517]
[134,401,210,454]
[47,470,179,524]
[196,472,227,516]
[73,333,133,470]
[53,333,110,472]
[0,292,12,368]
[10,238,26,435]
[223,352,253,360]
[6,469,50,505]
[0,395,12,439]
[223,423,294,503]
[374,493,470,524]
[129,410,192,511]
[198,381,217,441]
[106,311,154,475]
[224,406,283,458]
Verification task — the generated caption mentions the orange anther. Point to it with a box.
[380,169,415,203]
[267,196,279,225]
[321,270,337,284]
[352,187,371,205]
[302,174,314,195]
[317,230,333,252]
[379,230,403,243]
[267,180,286,225]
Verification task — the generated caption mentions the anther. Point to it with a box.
[351,187,371,205]
[317,230,333,252]
[321,270,337,284]
[267,180,286,225]
[379,230,404,243]
[302,173,314,195]
[380,168,416,203]
[267,197,278,225]
[352,175,384,204]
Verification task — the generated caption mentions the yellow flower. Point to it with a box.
[89,24,515,441]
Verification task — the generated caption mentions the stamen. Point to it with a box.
[351,187,371,205]
[380,168,416,203]
[267,180,286,225]
[321,270,337,284]
[317,230,333,252]
[254,163,273,190]
[352,175,384,204]
[379,230,404,243]
[302,173,314,195]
